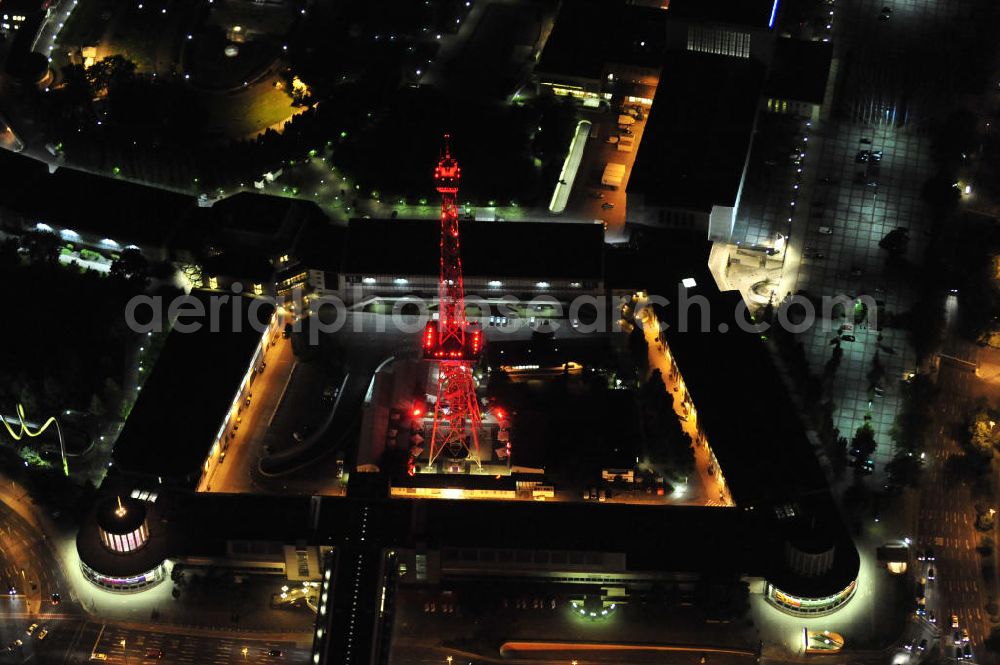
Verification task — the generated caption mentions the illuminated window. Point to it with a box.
[687,27,750,59]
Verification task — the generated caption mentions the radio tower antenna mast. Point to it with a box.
[422,134,483,469]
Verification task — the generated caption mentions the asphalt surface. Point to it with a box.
[0,492,313,664]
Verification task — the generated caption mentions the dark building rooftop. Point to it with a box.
[536,0,667,80]
[111,291,274,486]
[77,498,170,579]
[536,0,778,82]
[340,218,605,281]
[628,51,765,212]
[284,216,347,274]
[208,192,312,237]
[664,0,780,30]
[201,251,275,283]
[96,496,147,535]
[189,193,330,258]
[0,149,196,248]
[765,37,834,105]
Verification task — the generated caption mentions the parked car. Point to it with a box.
[818,226,834,235]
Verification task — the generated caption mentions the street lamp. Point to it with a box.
[241,647,249,660]
[120,638,129,665]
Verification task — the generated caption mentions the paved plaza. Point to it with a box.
[730,0,990,483]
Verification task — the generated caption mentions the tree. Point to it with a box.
[969,407,1000,455]
[20,231,61,265]
[85,55,136,97]
[986,628,1000,653]
[828,435,848,478]
[823,341,843,379]
[851,422,877,468]
[879,228,910,257]
[640,369,694,472]
[694,575,749,620]
[885,452,921,488]
[110,247,149,286]
[868,351,885,389]
[890,374,935,454]
[922,173,961,210]
[628,326,649,376]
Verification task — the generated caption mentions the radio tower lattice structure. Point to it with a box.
[422,135,483,469]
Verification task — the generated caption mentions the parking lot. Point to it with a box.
[563,100,652,240]
[725,0,998,483]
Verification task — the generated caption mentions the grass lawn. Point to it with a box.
[202,73,301,138]
[62,0,199,72]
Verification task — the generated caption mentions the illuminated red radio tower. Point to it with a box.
[422,135,483,469]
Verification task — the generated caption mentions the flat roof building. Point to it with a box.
[626,51,765,241]
[333,218,605,304]
[535,0,779,103]
[110,290,276,488]
[764,37,835,121]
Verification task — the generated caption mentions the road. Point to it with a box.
[0,617,310,664]
[910,288,1000,663]
[202,331,296,494]
[912,358,991,664]
[0,494,71,616]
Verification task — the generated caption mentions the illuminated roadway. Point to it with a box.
[203,332,296,494]
[912,302,1000,663]
[0,487,311,663]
